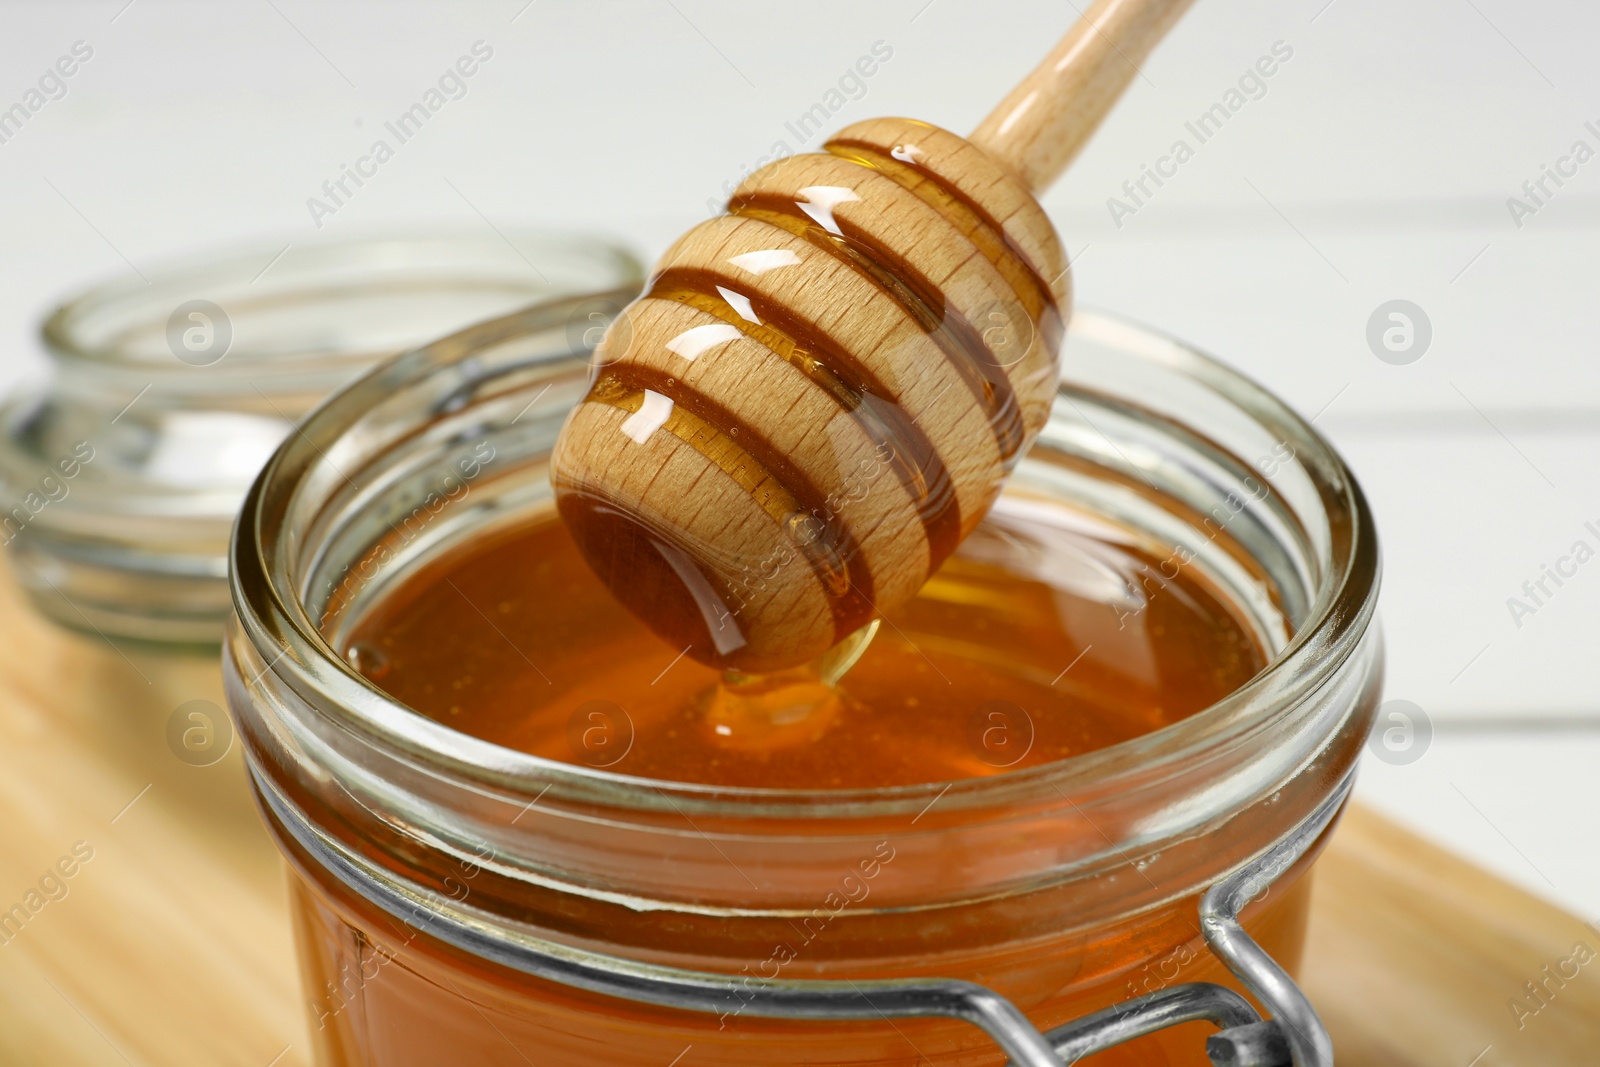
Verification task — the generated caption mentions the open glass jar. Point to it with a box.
[225,300,1381,1066]
[0,232,640,647]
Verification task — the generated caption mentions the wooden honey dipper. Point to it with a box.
[553,0,1195,674]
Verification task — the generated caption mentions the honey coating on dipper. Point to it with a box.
[344,496,1265,788]
[550,120,1070,674]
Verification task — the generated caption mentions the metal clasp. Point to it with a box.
[264,772,1349,1067]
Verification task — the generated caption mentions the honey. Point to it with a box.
[284,864,1313,1067]
[343,495,1265,790]
[274,494,1305,1066]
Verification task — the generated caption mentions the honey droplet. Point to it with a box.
[346,641,391,681]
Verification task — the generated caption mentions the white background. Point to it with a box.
[1,1,1597,918]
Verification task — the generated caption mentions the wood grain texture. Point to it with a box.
[830,117,1071,307]
[550,118,1068,672]
[547,0,1196,674]
[1301,803,1600,1067]
[0,557,1593,1063]
[969,0,1199,189]
[0,560,310,1066]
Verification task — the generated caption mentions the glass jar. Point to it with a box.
[225,303,1381,1066]
[0,232,641,647]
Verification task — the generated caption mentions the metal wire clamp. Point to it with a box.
[262,771,1350,1067]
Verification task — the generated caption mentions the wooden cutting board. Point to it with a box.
[0,563,1591,1065]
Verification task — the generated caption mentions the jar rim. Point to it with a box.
[40,228,643,384]
[228,303,1381,818]
[8,230,645,649]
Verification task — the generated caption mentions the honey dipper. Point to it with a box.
[552,0,1195,674]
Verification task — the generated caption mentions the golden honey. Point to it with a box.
[344,500,1262,789]
[272,498,1314,1066]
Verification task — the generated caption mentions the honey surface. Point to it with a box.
[303,496,1304,1067]
[344,496,1265,788]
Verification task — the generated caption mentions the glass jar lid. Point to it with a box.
[0,231,642,647]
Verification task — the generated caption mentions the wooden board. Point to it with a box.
[0,562,1592,1065]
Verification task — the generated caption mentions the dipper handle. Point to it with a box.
[972,0,1197,190]
[551,0,1196,673]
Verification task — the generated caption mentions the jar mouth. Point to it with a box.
[41,229,642,395]
[229,303,1380,818]
[8,230,644,648]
